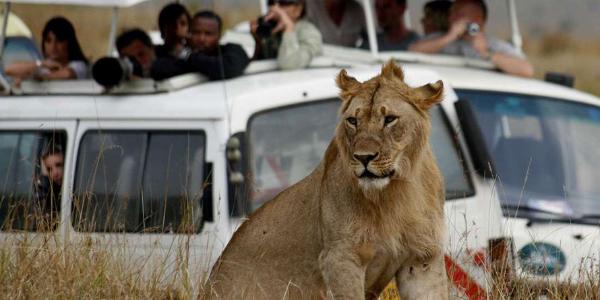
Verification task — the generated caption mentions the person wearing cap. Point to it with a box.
[251,0,323,70]
[409,0,533,77]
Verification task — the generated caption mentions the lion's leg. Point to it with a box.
[318,244,370,299]
[395,254,448,300]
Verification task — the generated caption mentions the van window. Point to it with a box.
[73,131,206,233]
[0,130,66,231]
[459,90,600,223]
[247,100,473,211]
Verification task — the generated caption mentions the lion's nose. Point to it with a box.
[353,153,378,166]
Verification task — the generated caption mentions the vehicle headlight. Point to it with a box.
[518,242,566,275]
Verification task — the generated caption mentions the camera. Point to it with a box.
[256,16,278,38]
[92,56,142,88]
[467,22,480,36]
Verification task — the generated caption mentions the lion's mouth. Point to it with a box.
[359,169,395,179]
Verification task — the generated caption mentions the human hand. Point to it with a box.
[447,19,468,40]
[250,19,260,40]
[266,5,295,33]
[471,33,490,59]
[42,59,61,71]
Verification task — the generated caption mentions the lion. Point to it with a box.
[203,61,448,299]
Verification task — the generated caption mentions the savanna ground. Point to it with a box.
[3,3,600,300]
[1,231,599,299]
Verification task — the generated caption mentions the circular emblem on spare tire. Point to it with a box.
[518,242,566,275]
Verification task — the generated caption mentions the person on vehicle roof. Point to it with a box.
[5,16,89,84]
[116,29,156,78]
[361,0,420,51]
[305,0,365,47]
[409,0,534,77]
[421,0,452,35]
[251,0,323,70]
[152,11,250,80]
[155,2,192,59]
[188,11,249,78]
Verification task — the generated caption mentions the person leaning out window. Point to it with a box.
[5,17,89,85]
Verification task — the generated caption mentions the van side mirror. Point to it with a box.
[227,132,250,217]
[227,136,244,184]
[454,99,496,178]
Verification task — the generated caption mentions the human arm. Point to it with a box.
[150,56,190,80]
[38,60,88,80]
[472,34,534,77]
[490,53,534,77]
[409,20,467,54]
[250,19,264,60]
[277,21,323,70]
[186,44,250,80]
[4,60,37,78]
[5,59,63,79]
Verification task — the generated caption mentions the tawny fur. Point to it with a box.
[203,61,448,299]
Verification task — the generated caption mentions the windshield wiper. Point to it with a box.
[502,204,574,226]
[574,214,600,224]
[502,204,569,216]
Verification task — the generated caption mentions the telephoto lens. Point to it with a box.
[92,57,139,88]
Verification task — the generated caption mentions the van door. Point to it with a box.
[69,120,227,286]
[0,120,76,243]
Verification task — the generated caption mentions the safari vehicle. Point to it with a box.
[301,0,600,287]
[222,0,600,291]
[0,0,506,297]
[0,0,594,298]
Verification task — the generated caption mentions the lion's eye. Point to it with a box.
[384,116,398,125]
[346,117,357,126]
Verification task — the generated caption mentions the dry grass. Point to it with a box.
[1,232,599,299]
[0,234,194,299]
[525,34,600,97]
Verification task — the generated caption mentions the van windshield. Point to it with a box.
[459,90,600,223]
[247,99,473,212]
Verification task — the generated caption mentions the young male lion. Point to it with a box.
[204,61,447,299]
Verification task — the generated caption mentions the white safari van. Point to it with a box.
[0,0,598,297]
[226,0,600,288]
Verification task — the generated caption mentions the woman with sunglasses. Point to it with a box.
[251,0,323,70]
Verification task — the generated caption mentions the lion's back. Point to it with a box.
[204,166,326,299]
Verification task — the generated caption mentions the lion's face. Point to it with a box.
[335,61,444,191]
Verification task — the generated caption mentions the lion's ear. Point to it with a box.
[336,69,360,92]
[381,59,404,81]
[413,80,444,110]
